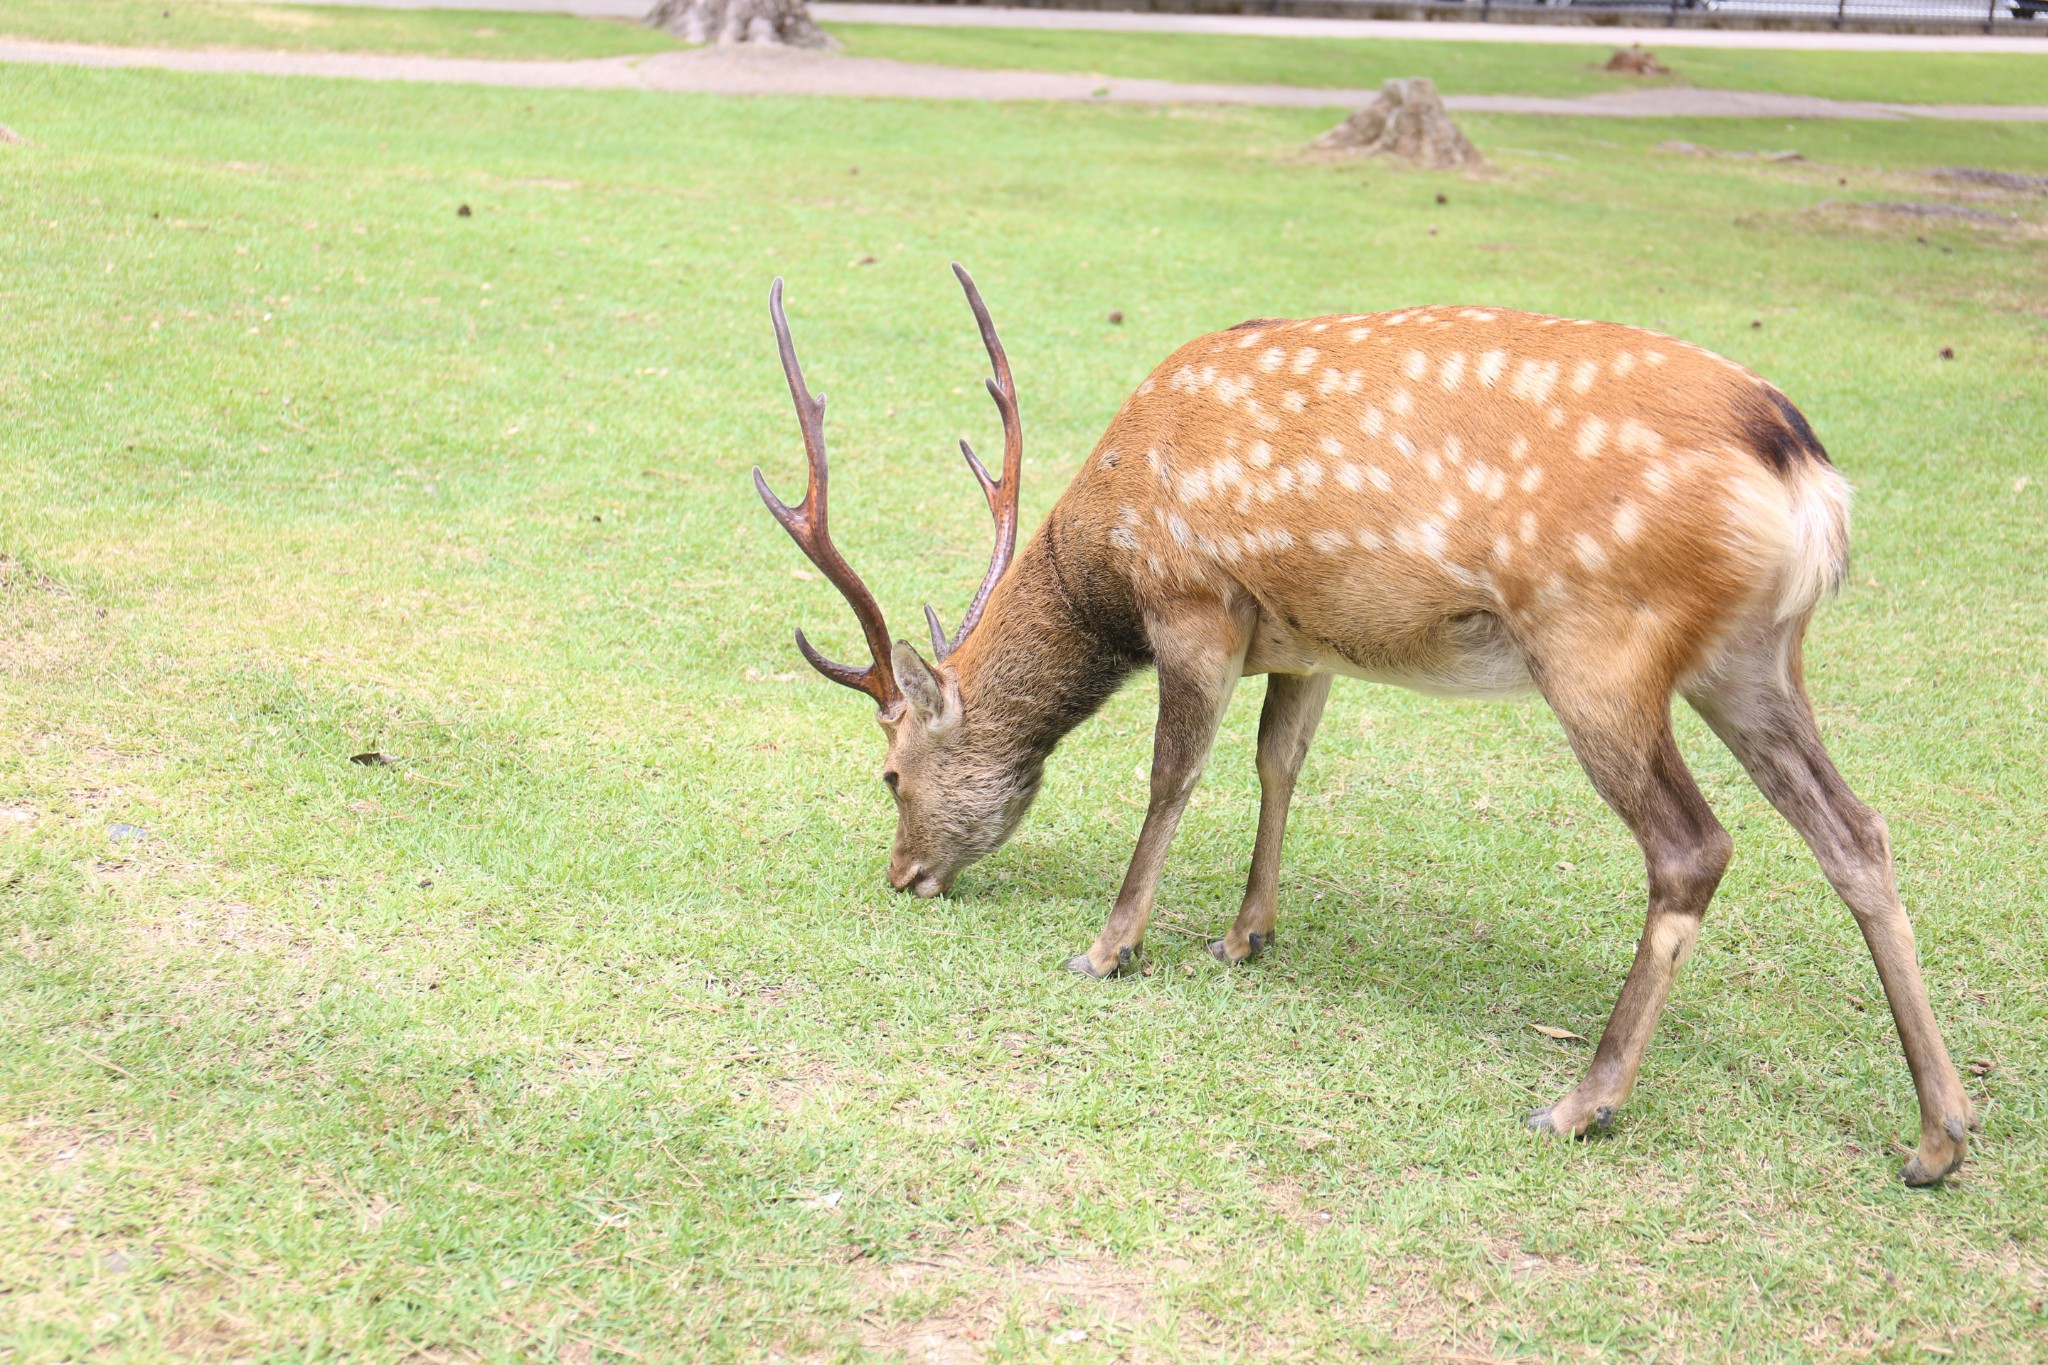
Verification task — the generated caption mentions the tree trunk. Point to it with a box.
[1312,78,1486,171]
[646,0,834,48]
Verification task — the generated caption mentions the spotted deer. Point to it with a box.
[754,265,1974,1186]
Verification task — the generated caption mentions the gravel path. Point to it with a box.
[4,36,2045,118]
[291,0,2048,54]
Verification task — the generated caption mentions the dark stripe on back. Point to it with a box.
[1228,318,1286,331]
[1739,386,1832,472]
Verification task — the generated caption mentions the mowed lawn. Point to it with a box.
[1,55,2046,1363]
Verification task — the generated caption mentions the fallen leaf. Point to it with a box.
[1531,1024,1585,1042]
[1555,860,1576,873]
[1967,1058,1994,1076]
[349,752,393,766]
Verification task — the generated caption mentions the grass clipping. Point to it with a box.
[1312,77,1485,171]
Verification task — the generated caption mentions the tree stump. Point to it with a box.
[1311,78,1485,171]
[1605,46,1673,76]
[646,0,833,48]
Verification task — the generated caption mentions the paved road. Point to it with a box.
[5,35,2046,117]
[292,0,2048,53]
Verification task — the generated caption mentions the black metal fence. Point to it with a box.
[913,0,2048,35]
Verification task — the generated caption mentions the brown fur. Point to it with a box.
[785,303,1970,1187]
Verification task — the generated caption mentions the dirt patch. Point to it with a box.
[854,1249,1162,1362]
[1931,166,2048,194]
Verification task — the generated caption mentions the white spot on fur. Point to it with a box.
[1443,434,1465,466]
[1617,418,1664,456]
[1259,347,1286,372]
[1357,528,1385,551]
[1099,448,1120,471]
[1439,496,1462,520]
[1519,511,1539,545]
[1493,534,1512,564]
[1360,407,1386,438]
[1570,358,1600,394]
[1614,502,1643,543]
[1236,330,1263,348]
[1575,415,1609,458]
[1311,528,1348,553]
[1643,462,1671,496]
[1138,379,1156,395]
[1404,350,1429,380]
[1508,434,1531,463]
[1460,310,1496,322]
[1248,440,1273,469]
[1574,533,1608,571]
[1367,464,1392,492]
[1548,406,1566,429]
[1347,326,1372,342]
[1167,511,1190,547]
[1292,348,1319,374]
[1389,388,1414,418]
[1477,349,1508,389]
[1392,433,1417,460]
[1118,505,1139,525]
[1282,390,1307,413]
[1646,350,1667,366]
[1317,369,1343,396]
[1611,351,1636,379]
[1109,526,1138,552]
[1510,359,1560,404]
[1336,461,1364,491]
[1519,465,1544,494]
[1179,466,1211,501]
[1319,436,1345,458]
[1297,460,1325,491]
[1439,352,1467,391]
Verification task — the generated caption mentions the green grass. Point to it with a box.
[0,0,679,60]
[830,22,2048,106]
[2,57,2046,1363]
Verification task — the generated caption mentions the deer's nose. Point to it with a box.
[888,858,921,893]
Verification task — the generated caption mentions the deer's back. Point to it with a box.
[1062,307,1834,694]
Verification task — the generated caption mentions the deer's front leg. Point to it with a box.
[1210,672,1332,966]
[1067,599,1250,978]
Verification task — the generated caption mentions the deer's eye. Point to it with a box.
[882,770,900,791]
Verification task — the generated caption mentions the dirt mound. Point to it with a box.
[1606,45,1673,76]
[1311,77,1485,170]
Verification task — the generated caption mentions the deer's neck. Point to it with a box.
[952,522,1147,764]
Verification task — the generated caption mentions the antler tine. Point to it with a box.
[925,263,1024,661]
[752,277,901,715]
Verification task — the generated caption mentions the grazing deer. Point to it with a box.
[753,265,1974,1186]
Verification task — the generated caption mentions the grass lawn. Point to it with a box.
[2,54,2046,1363]
[828,23,2048,107]
[0,0,679,60]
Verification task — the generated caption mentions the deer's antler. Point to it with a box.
[923,263,1023,662]
[753,277,902,717]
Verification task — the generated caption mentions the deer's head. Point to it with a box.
[753,266,1031,898]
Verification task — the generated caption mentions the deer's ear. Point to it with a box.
[892,640,959,730]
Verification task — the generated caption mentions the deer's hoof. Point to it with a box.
[1064,945,1138,979]
[1526,1102,1615,1140]
[1206,931,1269,966]
[1901,1117,1969,1188]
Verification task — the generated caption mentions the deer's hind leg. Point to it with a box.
[1210,671,1333,966]
[1686,623,1971,1186]
[1527,659,1732,1141]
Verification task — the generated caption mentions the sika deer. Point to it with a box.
[753,266,1974,1186]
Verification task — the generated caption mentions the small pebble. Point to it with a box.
[1106,309,1123,325]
